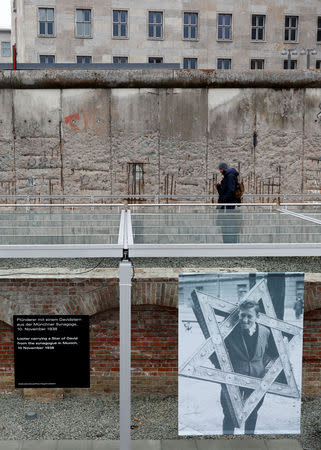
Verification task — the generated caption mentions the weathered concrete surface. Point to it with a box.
[62,89,111,195]
[111,88,160,195]
[1,80,321,196]
[4,70,321,89]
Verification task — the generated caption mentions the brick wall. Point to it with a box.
[0,321,14,392]
[0,278,320,398]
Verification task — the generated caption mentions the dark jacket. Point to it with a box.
[224,323,276,378]
[216,167,239,204]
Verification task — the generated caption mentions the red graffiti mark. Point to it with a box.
[64,108,108,134]
[81,108,98,132]
[64,112,81,132]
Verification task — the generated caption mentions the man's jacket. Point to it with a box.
[223,323,276,378]
[216,167,239,203]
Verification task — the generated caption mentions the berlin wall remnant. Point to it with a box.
[1,71,321,198]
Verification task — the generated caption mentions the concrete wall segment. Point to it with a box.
[303,89,321,193]
[1,77,321,196]
[0,89,13,142]
[13,89,60,137]
[61,88,111,194]
[111,88,160,195]
[4,70,321,89]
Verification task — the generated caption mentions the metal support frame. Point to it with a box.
[0,202,318,446]
[119,258,132,450]
[278,207,321,225]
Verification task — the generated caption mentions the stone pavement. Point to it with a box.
[0,439,303,449]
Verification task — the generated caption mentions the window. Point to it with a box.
[317,17,321,42]
[113,56,128,64]
[113,10,128,38]
[316,60,321,69]
[39,55,55,64]
[77,56,92,64]
[284,16,298,42]
[251,15,265,40]
[251,59,264,69]
[148,11,163,39]
[237,284,248,301]
[217,58,231,70]
[283,59,297,69]
[1,42,10,57]
[183,13,198,40]
[148,57,163,64]
[218,14,232,40]
[183,58,197,69]
[76,9,91,37]
[39,8,54,36]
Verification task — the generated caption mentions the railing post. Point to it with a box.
[119,256,132,450]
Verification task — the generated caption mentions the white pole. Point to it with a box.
[119,258,132,450]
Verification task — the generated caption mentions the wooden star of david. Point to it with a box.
[179,279,302,429]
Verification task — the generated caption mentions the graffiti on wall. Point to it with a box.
[64,107,108,135]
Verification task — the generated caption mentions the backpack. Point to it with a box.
[235,175,244,200]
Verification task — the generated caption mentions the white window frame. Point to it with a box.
[183,58,198,69]
[217,13,232,41]
[251,14,266,41]
[38,7,55,37]
[317,16,321,42]
[148,56,164,64]
[75,8,92,38]
[183,11,199,41]
[39,55,55,64]
[250,59,265,69]
[113,56,129,64]
[284,15,299,42]
[217,58,231,70]
[112,9,129,39]
[147,11,164,40]
[76,56,92,64]
[1,42,11,57]
[283,59,297,69]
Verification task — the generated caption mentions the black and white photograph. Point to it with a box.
[179,272,304,436]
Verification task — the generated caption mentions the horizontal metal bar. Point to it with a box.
[129,243,321,257]
[0,201,319,208]
[0,245,123,258]
[0,204,123,208]
[129,203,278,207]
[0,193,320,200]
[279,208,321,225]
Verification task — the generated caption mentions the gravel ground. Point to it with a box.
[0,257,320,272]
[0,393,320,449]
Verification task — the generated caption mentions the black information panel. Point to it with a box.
[14,315,90,388]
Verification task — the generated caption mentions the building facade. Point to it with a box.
[10,0,321,69]
[0,29,11,64]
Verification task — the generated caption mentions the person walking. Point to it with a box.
[216,162,240,209]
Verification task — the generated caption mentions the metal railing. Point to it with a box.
[0,193,320,205]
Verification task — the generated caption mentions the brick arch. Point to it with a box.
[88,303,178,394]
[0,279,120,325]
[131,279,178,308]
[304,282,321,312]
[63,283,119,316]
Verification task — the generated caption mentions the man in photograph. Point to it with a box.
[217,300,277,434]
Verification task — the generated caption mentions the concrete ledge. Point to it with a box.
[2,69,321,89]
[0,439,303,450]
